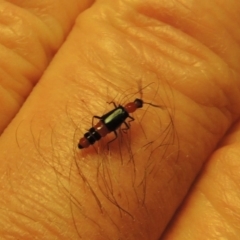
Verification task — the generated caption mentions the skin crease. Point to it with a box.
[0,0,240,239]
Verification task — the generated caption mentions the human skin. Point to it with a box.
[0,0,240,239]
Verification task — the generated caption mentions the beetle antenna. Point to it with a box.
[143,101,164,109]
[137,79,143,99]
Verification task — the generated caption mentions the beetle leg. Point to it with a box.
[92,116,102,126]
[107,101,118,108]
[122,121,130,133]
[128,115,135,123]
[107,130,118,150]
[125,116,135,132]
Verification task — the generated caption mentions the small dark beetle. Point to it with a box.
[78,99,144,149]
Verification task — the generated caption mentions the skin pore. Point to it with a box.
[0,0,240,239]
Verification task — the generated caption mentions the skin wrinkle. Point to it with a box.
[215,0,240,33]
[19,3,67,40]
[111,7,204,65]
[111,20,204,67]
[0,56,35,97]
[0,95,17,131]
[0,5,51,71]
[137,0,240,74]
[5,165,72,238]
[0,43,40,79]
[0,76,24,104]
[100,2,240,117]
[202,150,240,223]
[9,117,72,239]
[163,142,240,239]
[173,86,230,140]
[0,0,93,134]
[134,6,240,117]
[184,14,240,74]
[205,0,240,46]
[197,188,237,238]
[129,17,215,64]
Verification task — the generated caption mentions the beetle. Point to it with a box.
[78,98,144,149]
